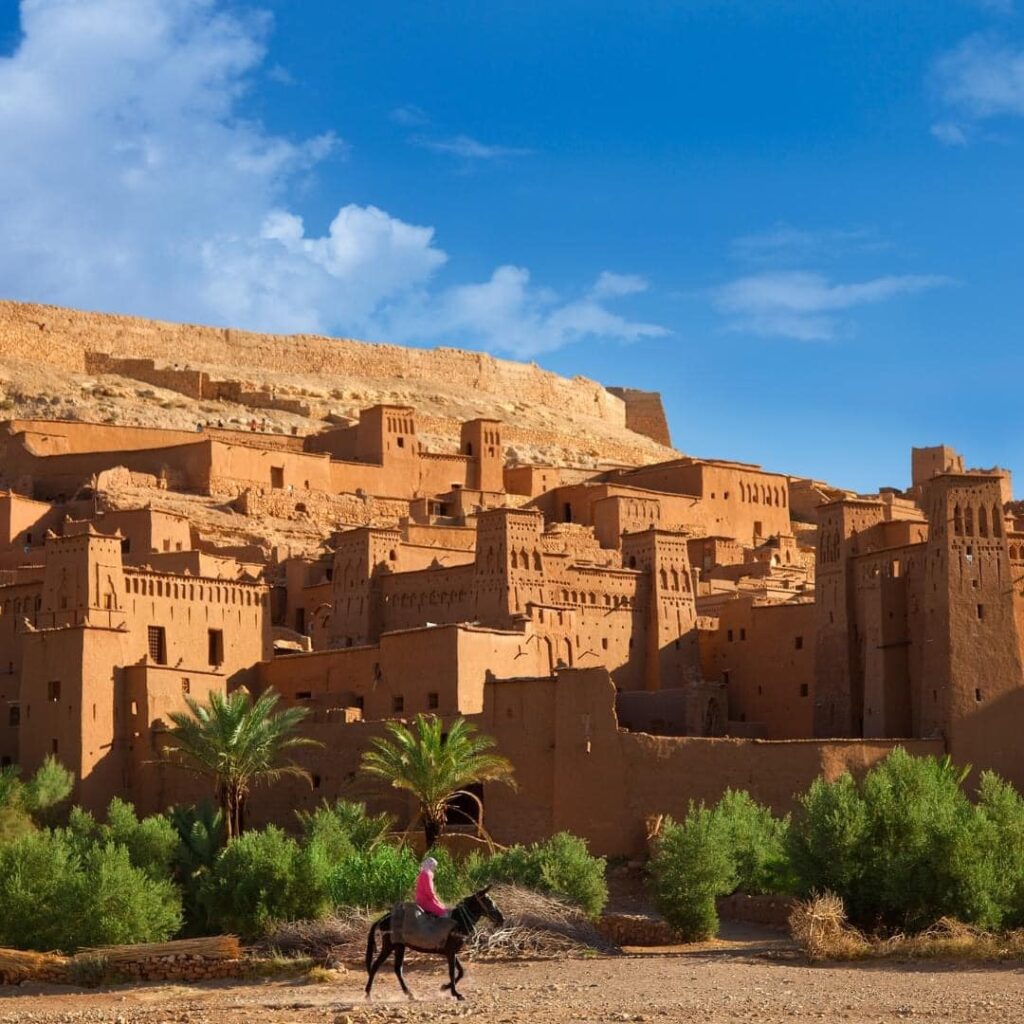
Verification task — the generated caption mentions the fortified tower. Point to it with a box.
[460,419,504,493]
[20,528,131,811]
[330,526,402,646]
[473,507,545,627]
[813,498,886,736]
[920,474,1024,779]
[620,529,698,691]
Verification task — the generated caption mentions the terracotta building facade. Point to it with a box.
[0,412,1019,853]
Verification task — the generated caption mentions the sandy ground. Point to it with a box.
[2,925,1022,1024]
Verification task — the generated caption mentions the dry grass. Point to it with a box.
[789,894,1024,963]
[77,936,242,965]
[0,948,68,974]
[260,885,618,966]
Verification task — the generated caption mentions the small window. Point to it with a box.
[148,626,167,665]
[722,670,730,685]
[602,637,609,650]
[181,678,190,695]
[8,705,19,727]
[295,608,306,634]
[51,738,58,754]
[121,537,131,555]
[977,604,985,620]
[795,636,804,650]
[727,629,734,642]
[754,520,763,536]
[800,683,809,697]
[208,629,224,666]
[270,466,285,489]
[312,774,322,789]
[428,692,440,710]
[130,701,138,716]
[396,436,405,448]
[740,628,746,641]
[975,688,983,703]
[163,539,171,552]
[47,680,61,702]
[354,696,365,710]
[392,695,405,713]
[296,691,313,700]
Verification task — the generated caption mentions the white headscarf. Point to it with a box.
[420,856,438,872]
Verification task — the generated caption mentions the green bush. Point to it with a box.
[297,800,394,855]
[168,802,226,936]
[465,832,608,916]
[976,772,1024,928]
[65,800,179,881]
[0,831,181,951]
[199,827,331,939]
[712,789,792,895]
[325,842,419,911]
[788,749,1007,932]
[0,757,75,836]
[649,806,735,941]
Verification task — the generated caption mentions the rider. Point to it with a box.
[415,855,449,917]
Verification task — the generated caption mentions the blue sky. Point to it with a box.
[1,1,1023,492]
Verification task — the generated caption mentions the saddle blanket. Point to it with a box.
[390,901,457,950]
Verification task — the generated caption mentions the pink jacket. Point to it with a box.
[415,866,448,916]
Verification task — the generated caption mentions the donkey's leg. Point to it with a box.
[365,934,393,997]
[393,944,413,999]
[447,948,466,1001]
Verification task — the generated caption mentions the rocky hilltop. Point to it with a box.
[0,300,675,468]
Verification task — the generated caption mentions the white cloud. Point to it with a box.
[591,272,649,299]
[0,0,657,357]
[933,33,1024,124]
[390,104,430,127]
[712,271,952,341]
[971,0,1013,13]
[385,267,668,358]
[930,121,970,146]
[413,134,533,161]
[731,225,888,265]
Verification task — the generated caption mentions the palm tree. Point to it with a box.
[163,688,320,838]
[361,714,516,848]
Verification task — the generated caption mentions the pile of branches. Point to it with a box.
[261,885,617,965]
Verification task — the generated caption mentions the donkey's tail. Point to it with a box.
[365,915,384,974]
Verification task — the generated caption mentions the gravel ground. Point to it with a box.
[1,926,1022,1024]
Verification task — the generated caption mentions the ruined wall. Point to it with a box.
[1,300,628,427]
[607,387,672,447]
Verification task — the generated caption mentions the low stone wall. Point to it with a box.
[716,893,795,930]
[596,913,680,946]
[235,486,408,529]
[1,953,248,988]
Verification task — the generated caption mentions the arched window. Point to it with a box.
[979,505,989,538]
[954,504,963,536]
[509,549,518,569]
[628,555,637,569]
[533,551,542,571]
[659,568,668,589]
[993,505,1003,538]
[965,505,974,537]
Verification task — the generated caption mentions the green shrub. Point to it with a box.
[168,802,226,936]
[297,800,394,855]
[712,789,791,895]
[65,800,178,881]
[788,749,1005,932]
[465,833,608,916]
[325,843,419,911]
[0,832,181,951]
[976,772,1024,927]
[200,827,331,938]
[649,806,735,941]
[0,758,75,835]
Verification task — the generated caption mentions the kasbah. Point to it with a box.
[0,298,1017,857]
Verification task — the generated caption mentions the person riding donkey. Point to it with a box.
[415,855,448,918]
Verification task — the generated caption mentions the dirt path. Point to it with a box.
[2,926,1022,1024]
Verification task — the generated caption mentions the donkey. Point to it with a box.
[364,886,504,1001]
